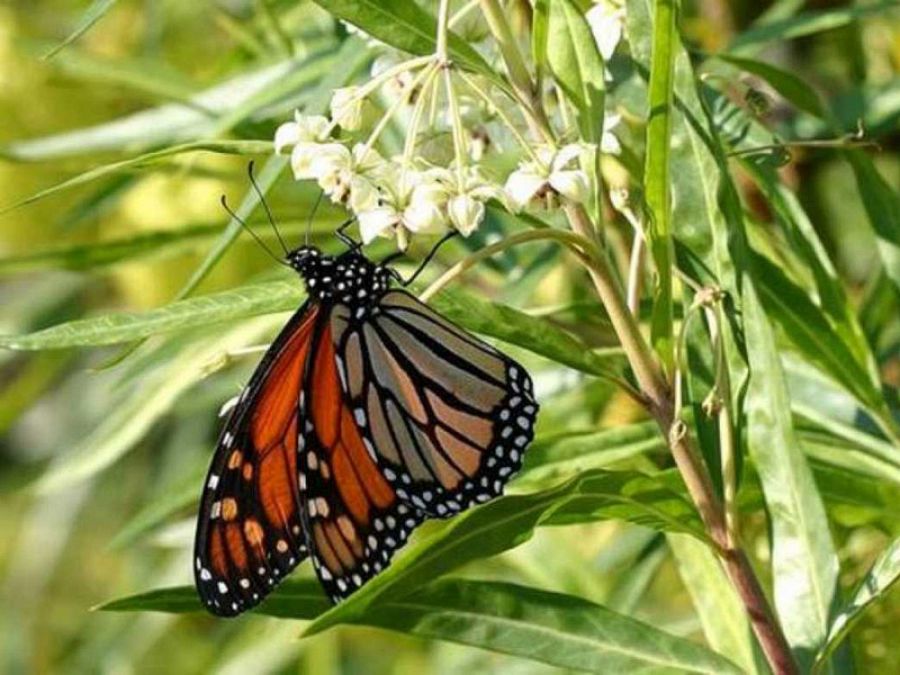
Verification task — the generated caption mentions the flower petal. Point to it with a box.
[550,169,590,204]
[504,169,547,211]
[448,194,485,236]
[586,3,624,61]
[358,207,399,243]
[349,175,380,213]
[290,142,320,180]
[274,122,302,154]
[403,201,446,234]
[331,87,365,131]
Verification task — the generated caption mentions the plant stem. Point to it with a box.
[436,0,452,61]
[477,0,552,143]
[565,201,799,675]
[419,227,598,303]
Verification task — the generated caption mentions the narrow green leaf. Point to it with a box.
[0,59,308,161]
[752,251,884,413]
[100,578,743,674]
[0,280,624,382]
[98,579,329,618]
[643,0,677,370]
[0,218,334,274]
[814,537,900,670]
[520,420,666,482]
[845,151,900,296]
[715,54,824,118]
[0,281,302,350]
[729,2,900,50]
[107,475,201,550]
[44,0,120,60]
[532,0,550,84]
[743,285,840,672]
[428,286,625,381]
[305,468,706,635]
[172,155,288,302]
[0,141,272,215]
[741,160,881,390]
[310,0,497,84]
[33,319,277,494]
[668,534,764,675]
[350,579,745,675]
[626,0,751,449]
[546,0,606,142]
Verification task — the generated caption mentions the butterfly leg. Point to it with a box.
[336,218,361,251]
[383,231,459,286]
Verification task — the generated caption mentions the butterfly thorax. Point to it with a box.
[287,246,392,308]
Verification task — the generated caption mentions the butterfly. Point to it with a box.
[193,218,538,617]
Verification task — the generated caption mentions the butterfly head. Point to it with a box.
[286,245,322,274]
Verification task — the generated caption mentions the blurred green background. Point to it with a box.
[0,1,898,673]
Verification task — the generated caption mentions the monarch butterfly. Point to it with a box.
[194,205,538,617]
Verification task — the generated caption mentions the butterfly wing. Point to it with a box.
[300,315,426,602]
[331,290,538,519]
[194,303,320,617]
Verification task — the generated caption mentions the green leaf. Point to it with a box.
[715,54,824,118]
[33,319,278,494]
[520,420,666,482]
[107,475,201,549]
[98,579,329,618]
[0,141,273,215]
[751,251,884,414]
[546,0,606,142]
[305,468,706,635]
[532,0,550,84]
[743,285,840,672]
[351,579,744,675]
[44,0,120,60]
[0,280,302,350]
[814,537,900,671]
[172,155,289,302]
[0,59,313,161]
[668,534,764,675]
[728,2,900,51]
[845,151,900,296]
[428,286,625,381]
[643,0,678,370]
[310,0,496,84]
[0,218,335,274]
[100,578,743,674]
[0,279,625,381]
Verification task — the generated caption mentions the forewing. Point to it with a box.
[194,304,319,617]
[332,290,538,519]
[300,316,425,602]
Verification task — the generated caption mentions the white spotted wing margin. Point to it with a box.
[194,303,318,617]
[330,289,539,521]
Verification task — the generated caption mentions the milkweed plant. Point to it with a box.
[1,1,898,675]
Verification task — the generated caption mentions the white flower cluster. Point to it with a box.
[274,81,597,245]
[269,1,634,248]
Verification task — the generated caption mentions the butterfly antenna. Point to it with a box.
[247,161,289,255]
[306,189,324,247]
[220,195,290,267]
